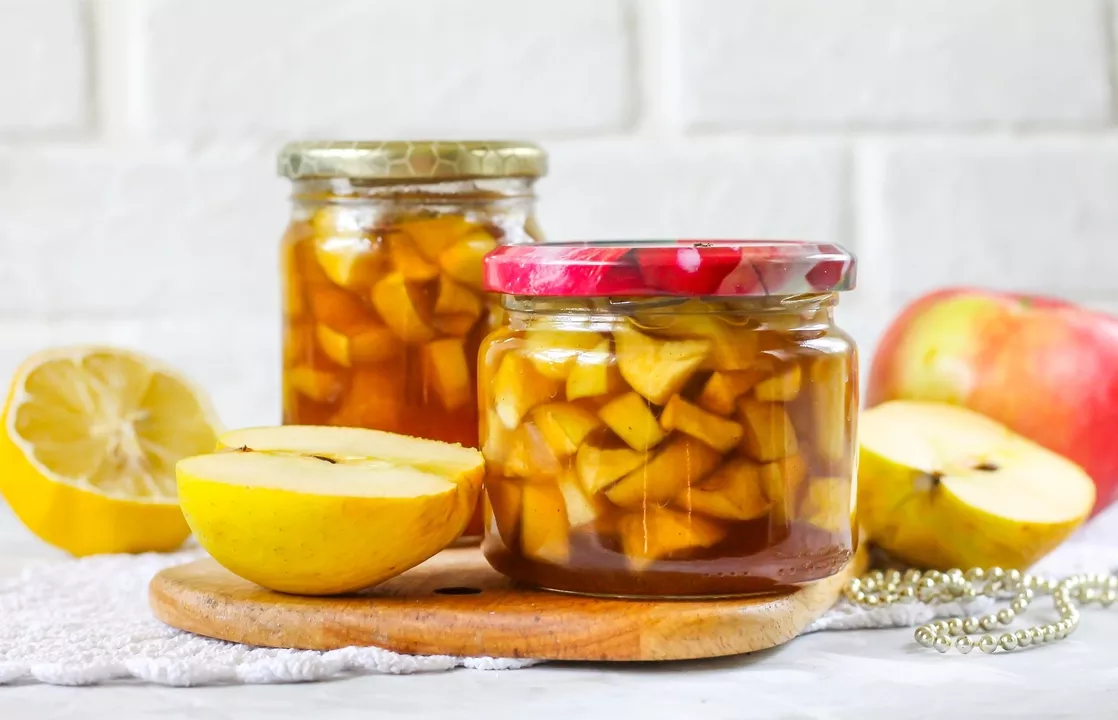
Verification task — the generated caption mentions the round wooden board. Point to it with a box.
[150,544,868,662]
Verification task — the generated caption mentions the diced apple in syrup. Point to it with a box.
[761,454,808,525]
[619,506,727,571]
[614,328,710,405]
[753,363,802,402]
[287,366,344,404]
[557,471,608,528]
[809,355,852,465]
[633,303,758,371]
[387,233,440,281]
[504,423,562,479]
[486,478,524,547]
[738,398,798,462]
[521,482,570,563]
[493,353,560,429]
[660,395,743,453]
[605,436,722,509]
[402,216,477,260]
[674,457,770,521]
[433,274,482,320]
[799,477,851,533]
[481,409,514,467]
[328,369,402,431]
[315,323,398,367]
[598,392,665,452]
[566,342,625,400]
[420,338,472,411]
[696,368,769,416]
[532,403,603,457]
[575,433,646,495]
[313,234,384,290]
[309,286,370,333]
[439,233,498,289]
[523,329,606,381]
[372,273,436,344]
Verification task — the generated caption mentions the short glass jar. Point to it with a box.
[277,141,547,537]
[478,241,859,597]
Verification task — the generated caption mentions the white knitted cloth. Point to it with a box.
[3,512,1118,687]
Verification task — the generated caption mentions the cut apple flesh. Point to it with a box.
[493,353,560,429]
[615,328,710,405]
[753,363,801,402]
[180,425,484,595]
[660,395,743,453]
[598,391,665,451]
[738,398,798,462]
[523,329,606,380]
[371,273,435,343]
[605,436,722,508]
[520,482,570,563]
[533,403,602,457]
[576,434,645,495]
[858,401,1095,570]
[619,507,727,571]
[420,338,471,411]
[566,342,625,400]
[676,457,770,521]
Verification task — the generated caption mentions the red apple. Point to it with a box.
[868,287,1118,515]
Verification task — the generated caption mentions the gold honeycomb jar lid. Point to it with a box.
[277,140,548,181]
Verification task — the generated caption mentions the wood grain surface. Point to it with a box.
[149,544,868,662]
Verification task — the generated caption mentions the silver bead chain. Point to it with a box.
[845,567,1118,653]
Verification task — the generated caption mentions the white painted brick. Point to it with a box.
[538,139,847,244]
[138,0,633,139]
[0,0,88,133]
[861,139,1118,302]
[0,148,286,317]
[677,0,1110,128]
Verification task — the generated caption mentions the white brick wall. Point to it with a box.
[1,0,1118,540]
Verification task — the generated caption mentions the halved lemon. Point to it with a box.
[0,346,221,556]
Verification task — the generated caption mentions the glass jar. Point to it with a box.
[277,141,547,537]
[477,241,859,597]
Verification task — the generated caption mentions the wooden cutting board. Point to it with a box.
[149,543,867,662]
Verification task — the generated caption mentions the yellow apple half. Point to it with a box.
[177,425,483,595]
[858,401,1095,570]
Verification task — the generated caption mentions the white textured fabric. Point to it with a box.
[3,527,1118,687]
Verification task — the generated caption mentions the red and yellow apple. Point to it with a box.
[868,287,1118,514]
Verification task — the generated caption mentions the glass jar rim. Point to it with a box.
[483,240,856,298]
[277,140,547,181]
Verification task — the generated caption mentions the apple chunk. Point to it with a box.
[614,328,710,405]
[523,329,605,381]
[675,457,770,521]
[532,403,602,457]
[618,506,727,570]
[420,338,472,411]
[520,482,570,564]
[738,398,798,462]
[566,342,625,400]
[557,471,609,528]
[753,363,802,402]
[660,395,743,453]
[575,432,645,495]
[492,353,561,429]
[598,391,665,451]
[605,436,722,509]
[858,401,1096,570]
[371,273,435,343]
[697,368,769,416]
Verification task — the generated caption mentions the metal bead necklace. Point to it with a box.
[844,567,1118,653]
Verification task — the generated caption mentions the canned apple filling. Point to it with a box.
[277,141,547,537]
[478,241,859,597]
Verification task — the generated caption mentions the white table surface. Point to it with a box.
[2,507,1117,720]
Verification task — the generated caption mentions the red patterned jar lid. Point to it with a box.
[483,240,856,297]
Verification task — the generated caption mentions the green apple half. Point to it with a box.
[858,401,1095,570]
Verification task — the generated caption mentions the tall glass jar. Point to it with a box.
[277,141,547,537]
[477,241,858,597]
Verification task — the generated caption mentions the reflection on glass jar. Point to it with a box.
[478,241,859,597]
[277,141,548,538]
